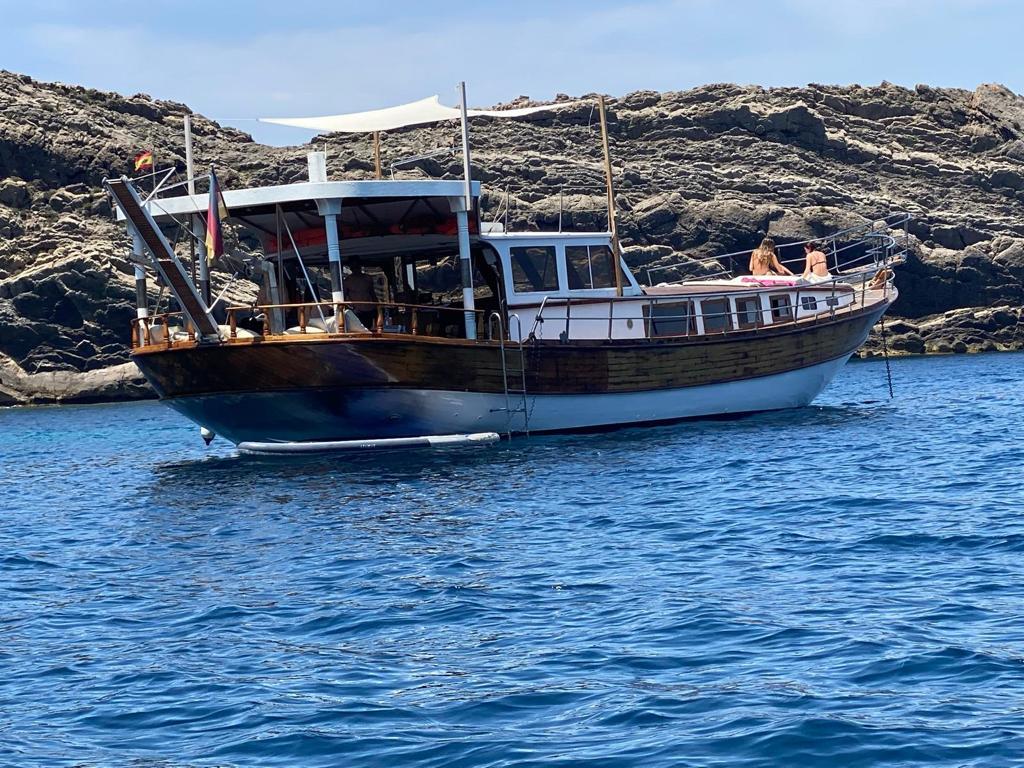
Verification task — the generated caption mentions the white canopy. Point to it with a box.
[260,95,581,134]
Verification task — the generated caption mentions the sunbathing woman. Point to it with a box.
[801,241,831,281]
[749,237,793,276]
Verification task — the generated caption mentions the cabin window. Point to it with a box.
[645,300,696,337]
[565,245,615,289]
[701,297,733,333]
[801,296,818,311]
[770,294,793,322]
[734,296,761,329]
[825,296,841,307]
[510,246,559,293]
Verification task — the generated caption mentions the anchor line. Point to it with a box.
[879,316,895,399]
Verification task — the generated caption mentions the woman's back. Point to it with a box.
[750,247,773,275]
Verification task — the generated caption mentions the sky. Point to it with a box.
[1,0,1020,146]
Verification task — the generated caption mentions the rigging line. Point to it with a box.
[145,199,204,247]
[151,285,166,319]
[209,273,240,310]
[280,211,328,328]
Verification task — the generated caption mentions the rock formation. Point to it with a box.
[1,71,1023,404]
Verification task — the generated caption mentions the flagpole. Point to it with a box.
[197,165,212,306]
[184,115,198,287]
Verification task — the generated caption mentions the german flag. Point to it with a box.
[133,150,154,172]
[205,167,229,265]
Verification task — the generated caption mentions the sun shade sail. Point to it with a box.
[260,95,581,133]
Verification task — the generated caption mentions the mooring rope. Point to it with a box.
[879,316,895,399]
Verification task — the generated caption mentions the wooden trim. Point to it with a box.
[132,295,886,356]
[133,300,886,401]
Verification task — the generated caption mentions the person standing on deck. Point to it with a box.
[343,259,379,328]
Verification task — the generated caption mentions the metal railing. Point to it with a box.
[642,212,912,287]
[525,267,896,343]
[129,300,490,349]
[130,266,896,350]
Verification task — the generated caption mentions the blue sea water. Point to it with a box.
[2,353,1024,767]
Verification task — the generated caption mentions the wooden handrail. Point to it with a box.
[225,300,488,316]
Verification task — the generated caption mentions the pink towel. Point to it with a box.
[738,277,798,287]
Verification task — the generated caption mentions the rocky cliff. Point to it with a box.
[1,71,1023,404]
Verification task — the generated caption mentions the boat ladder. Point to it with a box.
[489,312,530,439]
[104,176,219,339]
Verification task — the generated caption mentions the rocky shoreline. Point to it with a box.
[1,72,1023,405]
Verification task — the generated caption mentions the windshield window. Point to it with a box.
[510,246,559,293]
[566,245,615,289]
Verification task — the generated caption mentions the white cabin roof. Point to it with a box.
[128,178,481,223]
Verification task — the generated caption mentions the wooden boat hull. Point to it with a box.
[133,301,888,444]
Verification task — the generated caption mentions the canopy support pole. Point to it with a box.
[373,131,382,180]
[598,95,624,298]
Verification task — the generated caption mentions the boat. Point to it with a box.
[104,90,907,450]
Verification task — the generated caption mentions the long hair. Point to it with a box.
[752,236,776,268]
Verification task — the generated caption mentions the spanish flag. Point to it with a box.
[133,150,153,172]
[205,168,228,266]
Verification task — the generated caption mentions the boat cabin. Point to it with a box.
[117,159,859,349]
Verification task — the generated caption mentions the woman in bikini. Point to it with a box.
[748,237,793,276]
[801,241,831,281]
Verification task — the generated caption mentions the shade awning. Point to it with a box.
[260,95,582,133]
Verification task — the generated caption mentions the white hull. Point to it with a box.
[177,353,854,445]
[393,353,852,435]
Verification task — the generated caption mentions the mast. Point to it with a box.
[598,95,623,297]
[185,115,211,306]
[459,82,473,210]
[184,115,198,286]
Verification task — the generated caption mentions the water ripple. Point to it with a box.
[3,354,1024,766]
